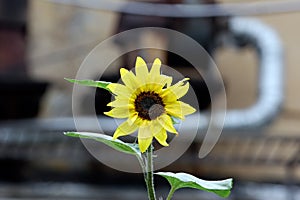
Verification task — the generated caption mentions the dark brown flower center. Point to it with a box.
[134,91,165,120]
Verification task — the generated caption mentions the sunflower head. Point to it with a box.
[104,56,196,153]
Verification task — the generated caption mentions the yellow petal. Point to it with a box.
[150,119,164,136]
[135,57,148,84]
[149,58,161,77]
[151,75,172,90]
[147,76,172,93]
[107,83,132,98]
[138,123,153,153]
[120,68,139,90]
[160,75,172,88]
[161,78,189,102]
[138,137,153,153]
[128,112,138,125]
[165,102,184,119]
[179,101,196,116]
[148,58,172,89]
[170,78,190,99]
[165,101,196,119]
[104,107,130,118]
[157,114,177,134]
[148,59,162,89]
[154,129,169,147]
[113,120,139,139]
[107,97,133,108]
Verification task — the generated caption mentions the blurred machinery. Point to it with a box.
[0,0,47,120]
[97,0,283,130]
[0,0,296,199]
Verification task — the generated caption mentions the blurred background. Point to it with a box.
[0,0,300,199]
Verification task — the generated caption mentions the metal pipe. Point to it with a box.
[222,17,284,130]
[48,0,300,18]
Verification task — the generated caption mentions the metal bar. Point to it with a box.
[48,0,300,18]
[222,17,284,130]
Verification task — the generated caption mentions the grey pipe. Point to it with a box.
[49,0,300,18]
[223,17,284,130]
[171,17,284,133]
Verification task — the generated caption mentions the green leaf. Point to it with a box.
[65,78,111,92]
[156,172,233,198]
[64,132,141,158]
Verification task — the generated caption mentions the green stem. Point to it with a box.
[166,186,176,200]
[145,145,156,200]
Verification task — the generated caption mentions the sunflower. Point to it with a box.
[104,57,196,153]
